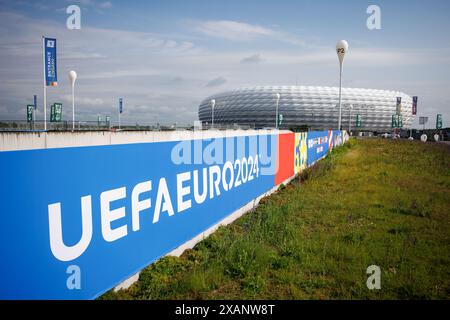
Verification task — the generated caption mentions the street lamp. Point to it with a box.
[68,70,77,131]
[275,93,280,129]
[336,40,348,130]
[210,99,216,129]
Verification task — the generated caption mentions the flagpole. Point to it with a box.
[42,36,47,131]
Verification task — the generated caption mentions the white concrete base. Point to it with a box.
[114,271,140,291]
[114,175,296,292]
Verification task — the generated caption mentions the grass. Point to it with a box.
[100,138,450,300]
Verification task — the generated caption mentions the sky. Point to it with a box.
[0,0,449,128]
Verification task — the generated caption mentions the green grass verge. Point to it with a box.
[100,139,450,300]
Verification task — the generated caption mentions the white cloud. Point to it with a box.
[0,12,449,127]
[194,20,274,41]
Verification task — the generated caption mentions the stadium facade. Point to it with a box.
[198,86,414,131]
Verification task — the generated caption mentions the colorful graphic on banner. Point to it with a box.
[333,130,343,148]
[44,38,57,86]
[307,130,329,167]
[294,132,308,174]
[0,135,277,299]
[328,130,334,152]
[342,130,349,143]
[275,133,294,185]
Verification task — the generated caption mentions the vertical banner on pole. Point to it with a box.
[396,97,402,115]
[43,37,57,131]
[44,38,57,87]
[436,114,443,129]
[26,105,33,123]
[412,96,418,116]
[54,103,62,122]
[119,98,123,129]
[50,104,55,123]
[392,115,398,128]
[356,114,362,128]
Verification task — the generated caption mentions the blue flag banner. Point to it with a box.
[34,95,37,110]
[119,98,123,114]
[44,38,57,86]
[412,96,418,116]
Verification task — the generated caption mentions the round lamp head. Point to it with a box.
[211,99,216,107]
[336,40,349,65]
[275,93,281,100]
[69,70,77,85]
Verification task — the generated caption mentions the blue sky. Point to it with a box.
[0,0,449,127]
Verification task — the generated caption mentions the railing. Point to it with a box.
[0,120,263,132]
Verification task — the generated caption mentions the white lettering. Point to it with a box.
[101,187,128,242]
[153,178,174,223]
[132,181,152,232]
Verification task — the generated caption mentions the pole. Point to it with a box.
[338,64,342,130]
[211,99,215,129]
[42,36,47,131]
[348,105,352,134]
[119,111,121,130]
[275,93,280,129]
[72,82,75,131]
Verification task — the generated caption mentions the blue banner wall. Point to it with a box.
[306,130,330,166]
[0,134,276,299]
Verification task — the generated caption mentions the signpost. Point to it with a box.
[336,40,349,130]
[43,37,58,131]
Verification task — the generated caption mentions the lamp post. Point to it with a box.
[336,40,348,130]
[68,70,77,131]
[210,99,215,129]
[275,93,280,129]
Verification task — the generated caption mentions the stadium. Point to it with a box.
[198,86,414,131]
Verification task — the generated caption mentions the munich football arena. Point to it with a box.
[198,86,414,131]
